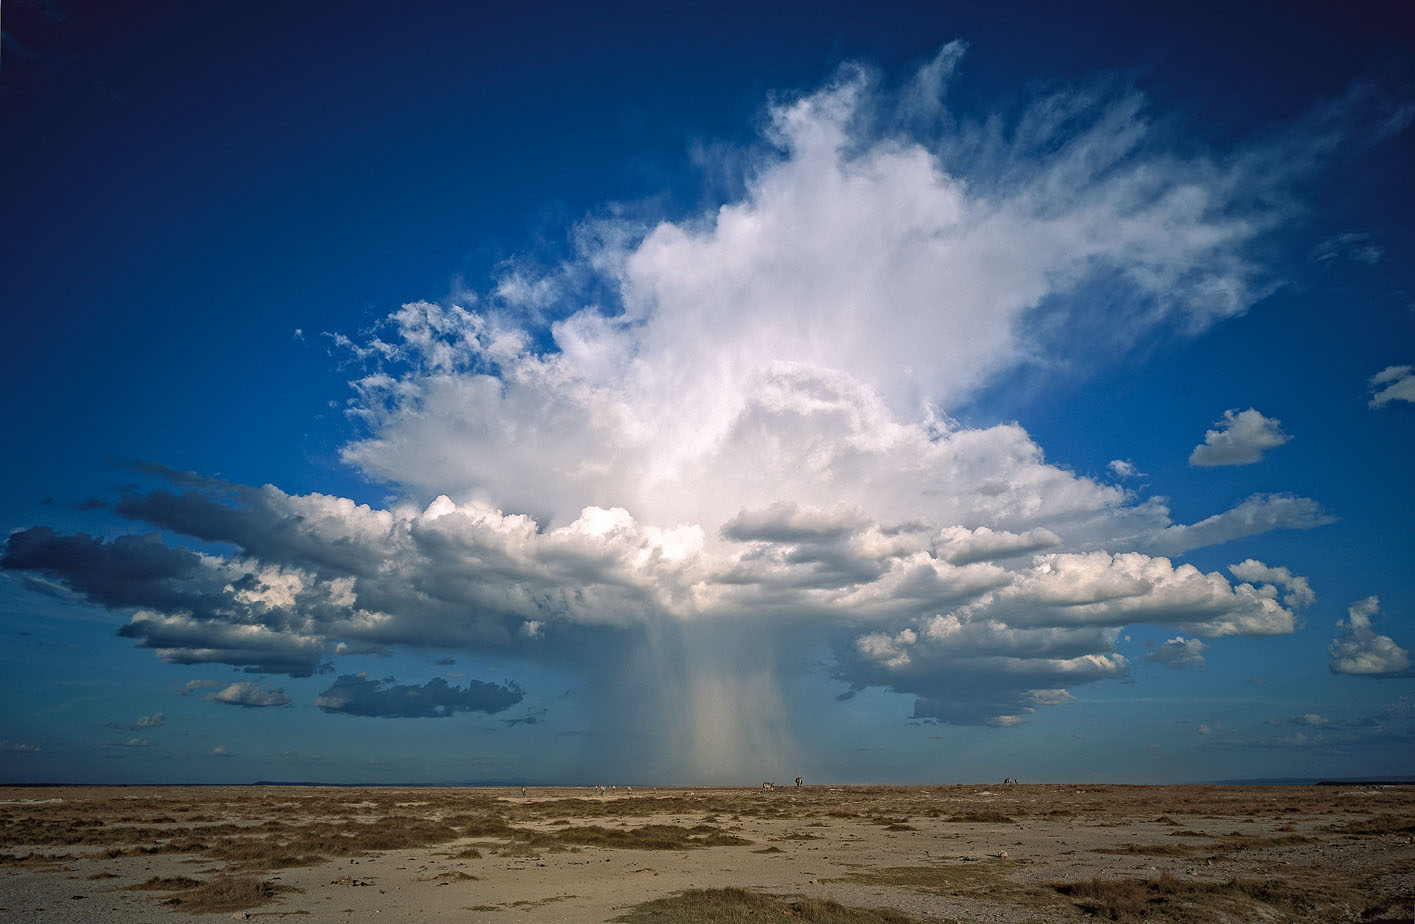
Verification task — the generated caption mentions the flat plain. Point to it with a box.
[1,783,1411,923]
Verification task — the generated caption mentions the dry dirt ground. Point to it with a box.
[1,783,1411,923]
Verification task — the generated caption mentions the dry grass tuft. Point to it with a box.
[514,823,751,851]
[828,860,1019,900]
[1328,814,1415,837]
[612,887,927,923]
[157,875,289,913]
[1093,842,1199,857]
[0,851,74,868]
[125,875,203,891]
[944,810,1014,823]
[1051,876,1154,921]
[1050,871,1372,923]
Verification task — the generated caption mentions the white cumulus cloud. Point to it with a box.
[1188,408,1292,467]
[1228,559,1315,611]
[1329,597,1411,676]
[1148,636,1207,669]
[206,681,293,708]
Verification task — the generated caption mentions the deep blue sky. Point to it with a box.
[2,1,1412,785]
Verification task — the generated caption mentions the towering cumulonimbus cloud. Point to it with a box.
[0,44,1347,776]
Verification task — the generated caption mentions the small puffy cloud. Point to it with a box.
[1148,636,1206,669]
[1108,459,1142,479]
[335,640,389,657]
[1189,409,1292,467]
[104,711,166,730]
[1368,364,1415,408]
[110,737,151,748]
[1329,596,1411,676]
[211,745,233,757]
[1311,231,1383,265]
[178,679,220,696]
[1279,712,1378,728]
[1228,559,1315,611]
[206,681,292,708]
[314,674,524,718]
[0,740,43,753]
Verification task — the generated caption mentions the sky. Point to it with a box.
[2,0,1413,786]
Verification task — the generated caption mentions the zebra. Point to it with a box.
[762,781,775,790]
[795,776,804,788]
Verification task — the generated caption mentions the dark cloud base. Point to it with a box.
[314,674,524,718]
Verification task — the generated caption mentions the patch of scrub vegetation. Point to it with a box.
[943,810,1014,823]
[828,859,1025,902]
[149,875,292,913]
[0,851,73,868]
[1327,814,1415,837]
[513,823,750,850]
[125,875,204,891]
[1049,871,1367,923]
[1093,842,1201,857]
[612,887,928,923]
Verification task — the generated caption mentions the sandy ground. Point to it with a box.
[2,784,1412,922]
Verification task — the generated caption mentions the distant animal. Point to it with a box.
[626,785,632,794]
[762,781,775,790]
[1004,778,1012,785]
[795,777,804,788]
[596,784,605,796]
[519,786,527,796]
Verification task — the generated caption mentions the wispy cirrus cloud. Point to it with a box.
[1368,364,1415,408]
